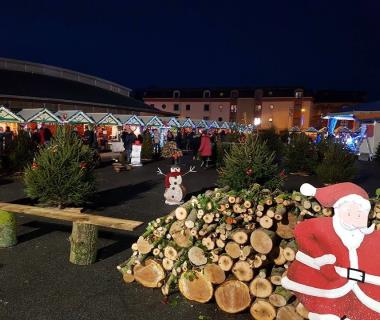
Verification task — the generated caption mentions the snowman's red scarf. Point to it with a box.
[165,172,182,188]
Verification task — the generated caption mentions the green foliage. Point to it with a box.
[376,188,380,199]
[7,130,36,172]
[315,141,357,184]
[217,134,283,191]
[284,133,318,173]
[224,132,241,143]
[258,128,284,162]
[141,131,153,160]
[375,142,380,165]
[24,126,96,207]
[215,140,234,168]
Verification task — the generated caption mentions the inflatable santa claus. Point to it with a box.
[282,182,380,320]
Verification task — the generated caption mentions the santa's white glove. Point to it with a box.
[314,254,336,267]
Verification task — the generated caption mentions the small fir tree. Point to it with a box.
[8,130,36,172]
[258,128,284,163]
[284,133,318,173]
[24,126,96,207]
[217,134,283,190]
[141,130,153,160]
[315,141,357,184]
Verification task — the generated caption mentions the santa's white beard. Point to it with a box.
[333,214,375,250]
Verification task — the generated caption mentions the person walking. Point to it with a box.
[198,131,212,168]
[153,128,160,156]
[122,128,136,164]
[4,126,13,153]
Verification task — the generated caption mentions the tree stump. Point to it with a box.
[0,210,17,248]
[69,222,98,265]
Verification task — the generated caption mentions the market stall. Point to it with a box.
[17,108,61,135]
[359,119,380,160]
[0,106,23,133]
[195,119,209,133]
[87,113,122,151]
[55,110,95,135]
[179,118,196,132]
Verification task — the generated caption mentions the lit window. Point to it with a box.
[268,91,273,96]
[269,118,273,122]
[186,104,191,111]
[220,92,224,97]
[203,90,211,98]
[257,105,262,111]
[204,104,210,111]
[270,104,274,109]
[218,105,223,111]
[174,104,180,111]
[295,91,303,99]
[162,104,167,109]
[230,105,237,112]
[173,90,180,98]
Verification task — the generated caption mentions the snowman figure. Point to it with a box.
[157,165,196,205]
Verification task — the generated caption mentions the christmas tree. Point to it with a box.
[24,126,96,207]
[284,133,318,174]
[315,141,357,184]
[8,130,36,172]
[217,134,283,190]
[141,130,153,160]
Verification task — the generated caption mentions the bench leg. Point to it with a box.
[69,222,98,265]
[0,210,17,248]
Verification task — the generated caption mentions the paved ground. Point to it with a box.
[0,156,379,320]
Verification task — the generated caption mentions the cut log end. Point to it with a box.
[215,280,251,314]
[179,271,213,303]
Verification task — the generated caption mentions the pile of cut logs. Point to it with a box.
[117,184,380,320]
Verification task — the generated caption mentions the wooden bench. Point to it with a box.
[0,202,144,265]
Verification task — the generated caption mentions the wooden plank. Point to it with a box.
[0,202,143,231]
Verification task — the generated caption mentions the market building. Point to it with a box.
[0,57,166,116]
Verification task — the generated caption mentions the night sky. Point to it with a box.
[1,0,380,98]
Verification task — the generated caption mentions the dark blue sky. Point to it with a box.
[1,0,379,98]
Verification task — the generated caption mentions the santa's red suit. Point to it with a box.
[282,183,380,320]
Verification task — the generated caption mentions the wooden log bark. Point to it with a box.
[295,302,309,319]
[270,267,285,285]
[230,228,249,244]
[276,305,303,320]
[203,263,226,284]
[179,271,213,303]
[215,280,251,313]
[250,229,277,254]
[225,241,241,259]
[169,220,193,248]
[0,210,17,248]
[218,254,234,271]
[69,222,98,265]
[250,299,276,320]
[268,286,293,307]
[188,246,207,266]
[134,259,165,288]
[232,260,254,282]
[249,277,273,298]
[276,212,297,239]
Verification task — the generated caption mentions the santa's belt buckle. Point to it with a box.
[347,267,365,283]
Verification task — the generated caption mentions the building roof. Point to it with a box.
[0,69,158,114]
[314,90,367,103]
[139,86,313,99]
[18,108,61,123]
[341,100,380,112]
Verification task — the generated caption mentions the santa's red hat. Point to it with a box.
[300,182,371,211]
